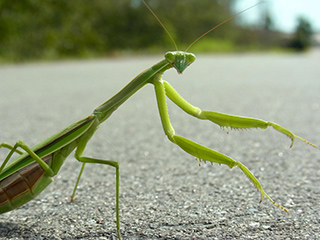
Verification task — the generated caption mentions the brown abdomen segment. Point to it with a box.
[0,154,53,214]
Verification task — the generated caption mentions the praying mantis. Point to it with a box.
[0,1,318,240]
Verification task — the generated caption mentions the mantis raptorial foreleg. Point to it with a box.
[162,80,316,148]
[153,78,292,212]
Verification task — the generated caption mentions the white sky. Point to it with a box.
[234,0,320,33]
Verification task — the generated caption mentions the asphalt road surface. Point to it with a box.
[0,52,319,239]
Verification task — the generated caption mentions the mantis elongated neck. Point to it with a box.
[93,59,172,123]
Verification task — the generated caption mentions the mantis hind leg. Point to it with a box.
[0,142,24,155]
[0,142,23,173]
[153,79,289,213]
[0,140,54,176]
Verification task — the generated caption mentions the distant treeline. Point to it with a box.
[0,0,312,62]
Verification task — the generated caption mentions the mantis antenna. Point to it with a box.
[142,0,263,52]
[186,2,263,51]
[142,0,178,50]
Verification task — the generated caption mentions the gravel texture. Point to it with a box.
[0,52,319,239]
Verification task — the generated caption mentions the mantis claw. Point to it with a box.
[294,135,318,148]
[70,196,78,202]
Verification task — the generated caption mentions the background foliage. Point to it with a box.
[0,0,313,62]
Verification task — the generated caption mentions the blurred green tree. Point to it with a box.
[0,0,270,62]
[290,16,313,51]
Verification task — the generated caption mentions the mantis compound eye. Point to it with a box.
[186,53,196,65]
[165,51,175,63]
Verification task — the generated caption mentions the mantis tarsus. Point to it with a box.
[0,1,318,239]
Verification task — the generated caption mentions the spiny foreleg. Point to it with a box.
[153,78,289,213]
[162,80,317,148]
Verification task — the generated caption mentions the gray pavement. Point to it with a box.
[0,52,319,239]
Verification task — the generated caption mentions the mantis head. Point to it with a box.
[144,0,261,71]
[165,51,196,74]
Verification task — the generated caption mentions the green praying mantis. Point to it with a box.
[0,1,318,239]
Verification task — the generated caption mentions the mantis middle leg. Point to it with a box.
[72,138,121,239]
[152,78,289,212]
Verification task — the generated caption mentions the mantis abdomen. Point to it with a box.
[0,118,93,214]
[0,155,53,213]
